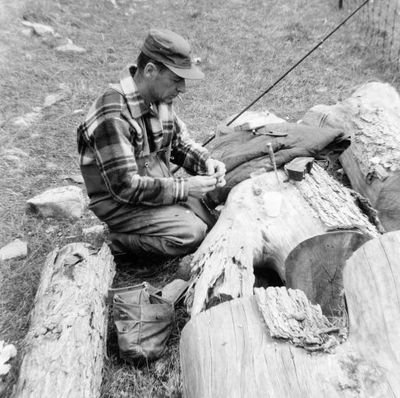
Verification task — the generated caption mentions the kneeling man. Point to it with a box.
[77,28,225,260]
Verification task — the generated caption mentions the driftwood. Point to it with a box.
[303,82,400,231]
[13,243,115,398]
[180,231,400,398]
[185,164,379,316]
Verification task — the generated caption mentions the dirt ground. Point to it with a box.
[0,0,397,397]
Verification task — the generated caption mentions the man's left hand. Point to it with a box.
[205,158,226,187]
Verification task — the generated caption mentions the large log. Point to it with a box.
[303,82,400,231]
[185,163,379,316]
[13,243,115,398]
[180,231,400,398]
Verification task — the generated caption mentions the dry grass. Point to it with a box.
[0,0,398,396]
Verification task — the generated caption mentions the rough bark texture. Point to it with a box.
[185,164,378,316]
[180,231,400,398]
[13,243,115,398]
[303,82,400,231]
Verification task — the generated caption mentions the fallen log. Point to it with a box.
[303,82,400,231]
[13,243,115,398]
[180,231,400,398]
[185,163,379,316]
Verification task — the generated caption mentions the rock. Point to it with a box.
[21,28,34,37]
[21,21,55,36]
[72,109,84,115]
[43,93,65,108]
[27,186,85,220]
[0,239,28,261]
[1,148,29,158]
[13,108,42,128]
[56,39,86,54]
[45,162,59,171]
[43,84,70,108]
[83,224,105,239]
[0,341,17,377]
[60,174,84,184]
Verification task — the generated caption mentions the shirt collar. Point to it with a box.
[119,65,154,118]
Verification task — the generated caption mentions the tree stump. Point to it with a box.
[13,243,115,398]
[303,82,400,231]
[180,231,400,398]
[185,164,379,316]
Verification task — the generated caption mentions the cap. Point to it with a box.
[141,28,204,80]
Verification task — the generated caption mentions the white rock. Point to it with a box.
[43,92,65,108]
[27,186,85,219]
[13,109,42,128]
[21,28,34,37]
[56,39,86,54]
[21,20,55,36]
[43,84,70,108]
[0,239,28,261]
[60,174,84,184]
[83,224,105,239]
[0,341,17,376]
[45,162,59,170]
[1,148,29,157]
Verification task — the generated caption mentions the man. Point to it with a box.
[77,28,225,261]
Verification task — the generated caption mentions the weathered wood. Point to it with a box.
[13,243,115,398]
[285,231,369,316]
[180,231,400,398]
[303,82,400,231]
[185,164,379,316]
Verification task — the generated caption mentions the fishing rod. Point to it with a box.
[207,0,370,144]
[173,0,370,172]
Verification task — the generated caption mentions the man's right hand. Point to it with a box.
[187,175,218,198]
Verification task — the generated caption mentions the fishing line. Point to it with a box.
[225,0,370,129]
[173,0,370,172]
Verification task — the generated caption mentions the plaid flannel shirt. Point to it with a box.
[77,65,210,206]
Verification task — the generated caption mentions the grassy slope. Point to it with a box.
[0,0,397,397]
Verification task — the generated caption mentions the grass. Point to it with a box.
[0,0,398,396]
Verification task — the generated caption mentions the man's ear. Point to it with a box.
[143,62,159,80]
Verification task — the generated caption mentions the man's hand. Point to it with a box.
[187,175,218,198]
[205,158,226,187]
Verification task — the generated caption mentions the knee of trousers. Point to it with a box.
[179,218,208,249]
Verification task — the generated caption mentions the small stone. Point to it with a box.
[13,109,42,128]
[27,186,85,220]
[56,39,86,54]
[45,162,59,170]
[21,21,55,36]
[2,148,29,157]
[83,224,105,239]
[370,156,380,165]
[72,109,84,114]
[60,174,84,184]
[21,28,34,37]
[0,239,28,261]
[43,92,66,108]
[45,226,57,234]
[193,57,202,65]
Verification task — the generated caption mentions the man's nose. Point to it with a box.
[177,79,186,93]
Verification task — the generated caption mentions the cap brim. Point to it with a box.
[165,63,205,80]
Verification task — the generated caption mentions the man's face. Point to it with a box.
[149,66,186,104]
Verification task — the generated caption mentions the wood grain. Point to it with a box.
[181,231,400,398]
[13,243,115,398]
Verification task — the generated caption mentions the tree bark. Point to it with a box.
[303,82,400,232]
[13,243,115,398]
[180,231,400,398]
[185,164,379,316]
